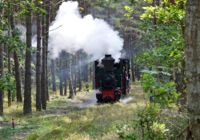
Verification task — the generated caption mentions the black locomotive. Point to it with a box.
[95,54,130,102]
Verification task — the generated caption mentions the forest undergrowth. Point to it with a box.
[0,82,187,140]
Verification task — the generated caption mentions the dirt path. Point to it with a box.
[75,92,97,108]
[69,90,135,109]
[62,91,96,109]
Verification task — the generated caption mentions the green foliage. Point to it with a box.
[116,124,138,140]
[140,6,156,20]
[1,31,26,50]
[124,5,134,18]
[136,12,185,70]
[129,0,139,4]
[141,0,186,24]
[151,122,169,138]
[0,123,37,140]
[117,104,169,140]
[18,0,45,17]
[137,104,169,140]
[136,0,185,66]
[0,73,15,92]
[26,134,39,140]
[94,0,119,7]
[133,0,185,108]
[141,72,156,92]
[141,72,179,107]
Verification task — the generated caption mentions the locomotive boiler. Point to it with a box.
[95,54,130,102]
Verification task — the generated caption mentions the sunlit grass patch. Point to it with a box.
[66,133,91,140]
[38,128,64,140]
[48,96,69,107]
[1,82,146,140]
[24,101,141,140]
[0,121,38,140]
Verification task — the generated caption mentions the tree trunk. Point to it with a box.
[131,60,136,82]
[7,47,12,107]
[78,69,82,91]
[185,0,200,139]
[135,65,140,81]
[83,64,88,82]
[73,73,77,95]
[13,52,22,102]
[23,7,32,114]
[69,76,74,99]
[45,0,50,101]
[63,52,68,96]
[92,63,95,89]
[64,72,67,96]
[41,0,47,110]
[59,55,64,96]
[152,0,157,26]
[169,0,175,5]
[51,60,56,93]
[68,55,74,99]
[72,55,77,95]
[0,44,4,116]
[10,11,22,102]
[77,52,82,91]
[35,0,42,111]
[59,69,63,96]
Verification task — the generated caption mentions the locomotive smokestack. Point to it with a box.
[102,54,115,71]
[105,54,111,57]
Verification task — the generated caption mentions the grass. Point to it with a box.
[0,82,145,140]
[0,82,188,139]
[0,83,187,140]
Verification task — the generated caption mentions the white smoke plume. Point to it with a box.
[49,1,123,60]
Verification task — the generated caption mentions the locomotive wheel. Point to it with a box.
[96,94,103,103]
[114,92,121,102]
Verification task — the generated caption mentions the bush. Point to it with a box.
[136,104,168,140]
[116,104,169,140]
[141,73,179,107]
[116,124,139,140]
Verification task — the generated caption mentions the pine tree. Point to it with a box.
[23,2,32,114]
[0,44,4,115]
[185,0,200,139]
[10,8,22,102]
[36,0,42,111]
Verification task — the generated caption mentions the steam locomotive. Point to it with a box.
[95,54,130,103]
